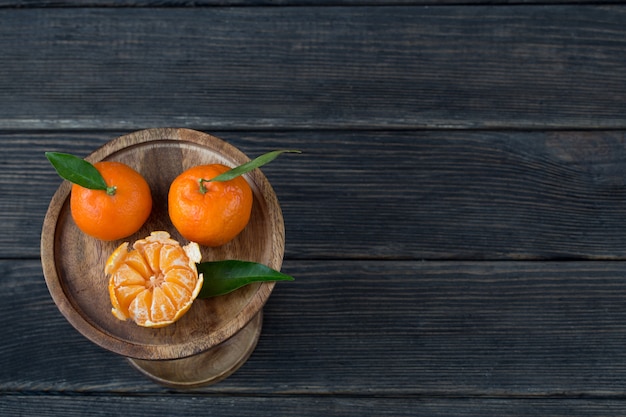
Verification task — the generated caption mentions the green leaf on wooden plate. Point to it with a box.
[45,152,108,191]
[209,149,301,183]
[196,260,294,298]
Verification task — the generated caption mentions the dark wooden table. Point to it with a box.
[3,0,626,415]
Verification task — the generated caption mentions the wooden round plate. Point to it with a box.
[41,128,285,373]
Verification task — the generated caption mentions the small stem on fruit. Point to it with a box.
[198,178,208,194]
[106,186,117,196]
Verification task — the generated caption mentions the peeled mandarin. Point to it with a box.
[105,231,203,328]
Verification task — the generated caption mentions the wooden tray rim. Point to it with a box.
[40,128,285,360]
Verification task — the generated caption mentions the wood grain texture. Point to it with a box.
[11,130,626,261]
[3,396,626,417]
[3,259,626,396]
[3,1,626,414]
[3,0,622,7]
[0,6,625,129]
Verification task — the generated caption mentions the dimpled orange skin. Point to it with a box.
[70,161,152,241]
[168,164,253,247]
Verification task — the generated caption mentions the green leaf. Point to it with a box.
[209,149,301,182]
[45,152,108,191]
[196,260,294,298]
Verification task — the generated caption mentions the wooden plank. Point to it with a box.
[11,130,626,260]
[3,395,626,417]
[1,0,620,7]
[0,6,625,130]
[3,259,626,395]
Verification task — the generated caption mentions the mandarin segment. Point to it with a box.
[123,251,153,280]
[109,284,145,320]
[165,268,198,293]
[128,290,152,325]
[113,264,147,287]
[161,281,192,310]
[105,231,203,328]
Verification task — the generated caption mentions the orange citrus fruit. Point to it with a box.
[70,161,152,241]
[105,231,203,328]
[168,164,253,247]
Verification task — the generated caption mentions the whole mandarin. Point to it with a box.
[168,164,253,247]
[70,161,152,241]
